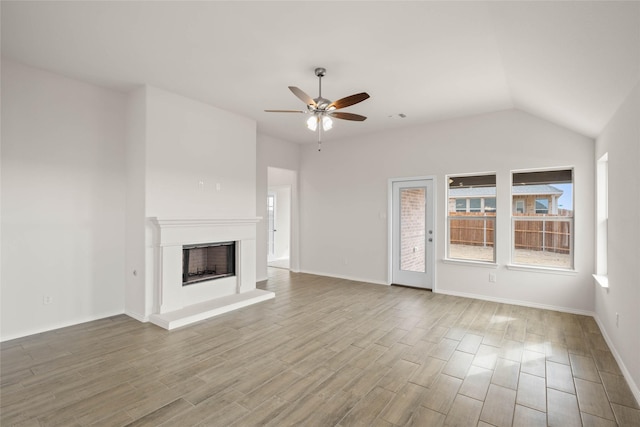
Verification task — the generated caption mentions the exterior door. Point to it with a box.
[392,179,434,289]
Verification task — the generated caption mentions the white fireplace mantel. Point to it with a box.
[147,216,274,330]
[152,216,263,228]
[150,216,262,246]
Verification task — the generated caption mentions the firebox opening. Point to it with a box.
[182,241,236,286]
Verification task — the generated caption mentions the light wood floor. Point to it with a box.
[2,269,639,426]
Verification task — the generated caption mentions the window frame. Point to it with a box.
[446,172,497,264]
[510,168,575,271]
[594,153,609,287]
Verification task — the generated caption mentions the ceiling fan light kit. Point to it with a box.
[265,67,370,151]
[306,115,333,132]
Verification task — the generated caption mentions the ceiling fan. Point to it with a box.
[265,67,370,151]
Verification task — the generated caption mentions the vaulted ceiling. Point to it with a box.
[2,1,639,144]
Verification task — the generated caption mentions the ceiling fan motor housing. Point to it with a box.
[313,97,332,110]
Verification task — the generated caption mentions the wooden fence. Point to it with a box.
[449,212,571,254]
[513,214,571,254]
[449,213,495,248]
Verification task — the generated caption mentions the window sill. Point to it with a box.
[442,258,498,269]
[593,274,609,288]
[506,263,577,275]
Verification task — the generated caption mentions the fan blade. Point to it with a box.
[264,109,305,113]
[288,86,317,107]
[328,92,370,110]
[330,111,367,121]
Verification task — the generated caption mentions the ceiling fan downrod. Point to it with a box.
[315,67,326,100]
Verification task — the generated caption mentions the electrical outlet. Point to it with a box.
[616,312,619,327]
[43,296,53,305]
[489,272,497,283]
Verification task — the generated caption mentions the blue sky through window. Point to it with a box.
[554,183,573,211]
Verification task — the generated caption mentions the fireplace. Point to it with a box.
[183,241,235,285]
[146,217,274,330]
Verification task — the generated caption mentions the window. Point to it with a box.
[469,198,482,212]
[447,174,496,262]
[595,153,608,286]
[484,198,496,213]
[511,169,573,269]
[535,199,549,214]
[454,197,495,213]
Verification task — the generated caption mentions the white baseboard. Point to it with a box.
[298,269,388,286]
[0,310,125,343]
[435,288,595,317]
[594,315,640,406]
[124,310,148,323]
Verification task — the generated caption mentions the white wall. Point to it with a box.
[595,82,640,401]
[145,86,256,218]
[1,60,127,340]
[299,110,595,313]
[124,85,258,318]
[256,134,300,281]
[124,87,147,320]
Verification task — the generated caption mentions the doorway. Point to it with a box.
[267,185,291,270]
[267,193,277,261]
[391,178,435,289]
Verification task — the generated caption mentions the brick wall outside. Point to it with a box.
[400,188,425,273]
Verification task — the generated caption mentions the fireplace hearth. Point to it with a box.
[183,241,235,286]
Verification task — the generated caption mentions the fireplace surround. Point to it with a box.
[147,217,274,329]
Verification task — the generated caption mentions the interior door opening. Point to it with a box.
[267,185,291,270]
[267,193,276,262]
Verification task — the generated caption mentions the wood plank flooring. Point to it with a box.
[2,268,639,426]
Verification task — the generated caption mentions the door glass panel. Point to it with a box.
[400,187,426,273]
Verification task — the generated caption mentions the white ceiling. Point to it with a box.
[2,1,639,144]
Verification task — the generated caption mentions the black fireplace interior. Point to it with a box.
[182,241,236,286]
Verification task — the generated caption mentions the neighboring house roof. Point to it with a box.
[449,187,496,198]
[512,185,563,196]
[449,185,563,198]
